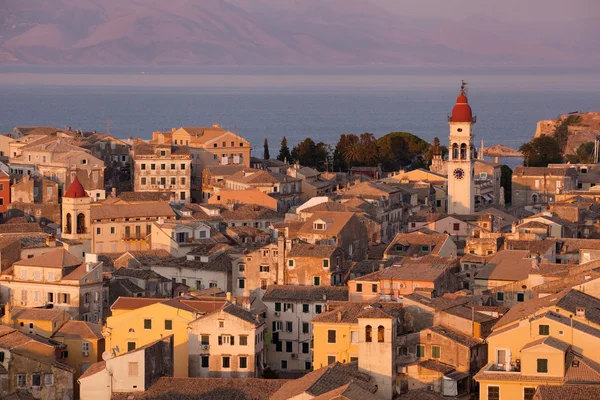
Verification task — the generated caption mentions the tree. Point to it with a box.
[553,114,581,150]
[277,136,292,162]
[333,134,360,171]
[291,138,324,168]
[566,142,595,164]
[356,133,380,166]
[519,135,563,167]
[263,138,270,160]
[500,165,513,205]
[377,132,429,171]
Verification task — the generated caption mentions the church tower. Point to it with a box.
[430,137,445,174]
[447,82,476,215]
[61,177,92,242]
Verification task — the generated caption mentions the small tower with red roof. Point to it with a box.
[61,177,92,242]
[447,81,476,214]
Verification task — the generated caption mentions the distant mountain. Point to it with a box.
[0,0,598,66]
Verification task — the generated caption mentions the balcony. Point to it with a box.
[122,234,145,241]
[485,361,520,373]
[199,344,210,352]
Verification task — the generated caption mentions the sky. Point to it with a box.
[376,0,599,23]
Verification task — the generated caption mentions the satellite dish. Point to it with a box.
[102,351,111,361]
[115,345,120,353]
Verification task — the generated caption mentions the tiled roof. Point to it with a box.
[110,297,164,310]
[113,267,170,281]
[78,361,106,379]
[474,250,533,281]
[418,359,456,374]
[534,385,600,400]
[506,239,556,254]
[221,303,262,326]
[54,320,103,340]
[116,192,174,202]
[11,307,68,322]
[521,336,570,352]
[111,377,287,400]
[397,390,446,400]
[91,201,175,220]
[384,233,450,257]
[312,302,403,324]
[288,243,340,258]
[15,248,82,268]
[298,212,356,236]
[429,325,484,348]
[442,304,498,323]
[220,203,283,222]
[153,253,233,273]
[0,223,43,234]
[263,286,348,302]
[357,259,452,283]
[271,362,376,400]
[310,382,380,400]
[113,278,144,293]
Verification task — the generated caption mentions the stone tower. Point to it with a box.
[61,177,92,242]
[447,82,476,215]
[430,137,445,174]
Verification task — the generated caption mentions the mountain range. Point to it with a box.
[0,0,598,66]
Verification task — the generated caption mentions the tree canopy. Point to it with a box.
[519,135,563,167]
[277,136,292,162]
[291,138,330,169]
[263,138,270,160]
[566,142,596,164]
[377,132,430,170]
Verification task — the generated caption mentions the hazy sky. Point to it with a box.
[377,0,599,23]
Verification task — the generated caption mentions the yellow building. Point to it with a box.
[310,301,403,373]
[3,306,70,338]
[53,320,105,377]
[474,289,600,399]
[104,296,226,377]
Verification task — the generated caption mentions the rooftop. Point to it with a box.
[263,285,348,302]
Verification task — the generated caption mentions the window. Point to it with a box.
[302,322,309,334]
[261,279,268,290]
[517,292,525,302]
[488,386,500,400]
[260,265,270,272]
[327,356,336,365]
[127,342,136,351]
[322,259,329,268]
[524,387,536,400]
[238,279,245,289]
[453,223,460,231]
[539,325,550,336]
[44,374,54,386]
[416,345,425,357]
[315,305,322,314]
[286,341,293,353]
[218,335,233,345]
[141,163,146,170]
[302,342,309,353]
[302,304,309,313]
[366,325,372,342]
[110,227,115,234]
[288,259,295,267]
[239,335,248,346]
[239,356,248,369]
[431,345,441,359]
[17,374,26,388]
[496,292,504,302]
[313,276,321,286]
[201,335,210,345]
[165,320,173,330]
[281,360,288,369]
[356,283,363,292]
[32,373,41,387]
[378,325,385,342]
[328,330,336,343]
[151,163,156,170]
[201,356,209,368]
[372,284,378,293]
[351,331,358,343]
[286,321,293,332]
[128,362,139,377]
[0,351,3,362]
[537,358,548,373]
[238,263,246,272]
[144,319,152,329]
[274,302,282,312]
[222,356,230,368]
[284,303,293,312]
[161,163,166,170]
[82,341,90,354]
[181,163,186,170]
[276,341,283,352]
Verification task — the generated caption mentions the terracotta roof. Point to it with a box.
[398,390,445,400]
[428,325,484,348]
[110,297,164,310]
[271,362,376,400]
[111,377,287,400]
[91,201,175,220]
[152,253,233,273]
[298,212,356,236]
[310,382,380,400]
[11,307,68,322]
[0,223,43,234]
[312,302,403,324]
[418,359,456,374]
[521,336,570,352]
[450,91,473,123]
[534,385,600,400]
[15,248,82,268]
[475,250,533,282]
[78,360,106,379]
[220,203,283,222]
[513,166,577,177]
[385,233,450,257]
[263,286,348,302]
[63,177,87,198]
[116,192,174,202]
[54,320,103,340]
[288,243,340,258]
[221,303,262,326]
[113,267,170,281]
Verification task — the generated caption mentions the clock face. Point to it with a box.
[454,168,465,180]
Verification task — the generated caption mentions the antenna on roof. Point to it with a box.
[105,118,111,136]
[460,80,468,95]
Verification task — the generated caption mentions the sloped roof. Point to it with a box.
[15,248,82,268]
[288,243,340,258]
[474,250,532,281]
[298,212,356,236]
[11,307,68,322]
[263,286,348,302]
[90,202,176,220]
[54,320,103,340]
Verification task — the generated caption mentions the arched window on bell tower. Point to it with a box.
[452,143,459,160]
[65,213,72,234]
[77,213,86,234]
[460,143,467,160]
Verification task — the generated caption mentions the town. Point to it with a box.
[0,86,599,400]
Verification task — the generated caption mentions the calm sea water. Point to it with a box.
[1,67,599,169]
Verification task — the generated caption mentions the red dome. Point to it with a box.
[451,93,473,123]
[64,177,87,198]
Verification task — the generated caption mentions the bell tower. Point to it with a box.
[447,81,476,215]
[61,177,91,242]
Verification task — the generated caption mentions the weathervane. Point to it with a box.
[460,80,468,95]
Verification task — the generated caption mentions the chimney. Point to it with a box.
[531,255,540,270]
[172,127,176,133]
[85,262,93,272]
[111,188,116,198]
[46,235,56,247]
[85,253,99,263]
[158,217,165,225]
[337,311,342,322]
[226,292,232,302]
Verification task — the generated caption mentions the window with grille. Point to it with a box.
[128,362,139,377]
[239,336,248,346]
[416,345,425,357]
[488,386,499,400]
[524,387,536,400]
[537,358,548,373]
[239,356,247,369]
[144,319,152,329]
[328,330,336,343]
[431,346,441,359]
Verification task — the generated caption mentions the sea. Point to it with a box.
[1,66,600,170]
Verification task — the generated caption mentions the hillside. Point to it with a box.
[535,112,600,156]
[0,0,599,66]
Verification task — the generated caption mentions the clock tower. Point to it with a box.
[447,82,476,214]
